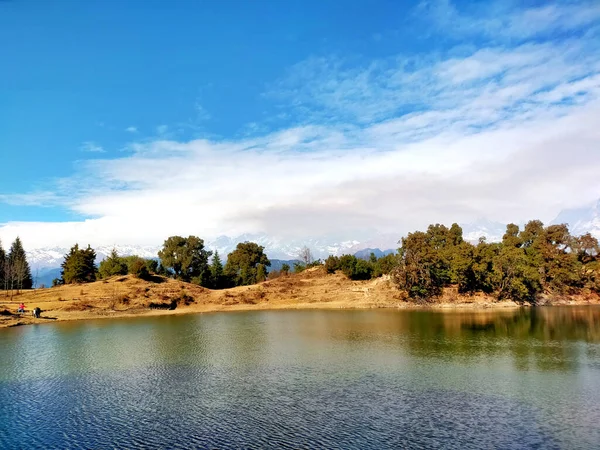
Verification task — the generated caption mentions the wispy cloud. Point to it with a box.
[194,102,211,121]
[125,126,138,133]
[1,0,600,249]
[80,141,105,153]
[415,0,600,41]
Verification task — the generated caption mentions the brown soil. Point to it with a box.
[1,267,598,328]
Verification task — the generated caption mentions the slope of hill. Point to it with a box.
[6,266,596,328]
[0,269,398,327]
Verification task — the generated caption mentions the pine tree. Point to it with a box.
[0,239,5,291]
[61,244,97,284]
[210,251,224,289]
[98,248,128,278]
[8,237,33,292]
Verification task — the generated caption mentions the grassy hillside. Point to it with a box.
[1,267,598,328]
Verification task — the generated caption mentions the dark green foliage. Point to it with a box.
[325,255,340,274]
[324,253,397,279]
[7,237,33,291]
[158,236,212,285]
[281,263,290,275]
[210,251,226,289]
[61,244,97,284]
[224,242,271,286]
[392,224,467,300]
[391,220,600,303]
[0,239,5,291]
[256,263,267,283]
[372,253,398,278]
[98,249,128,278]
[337,255,372,280]
[130,258,150,280]
[145,259,160,274]
[293,262,305,273]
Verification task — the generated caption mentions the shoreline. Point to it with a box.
[2,270,598,328]
[2,297,594,329]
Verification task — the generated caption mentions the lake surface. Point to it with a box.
[1,307,600,449]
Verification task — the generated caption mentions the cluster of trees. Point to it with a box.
[324,253,398,280]
[392,222,600,303]
[0,237,33,296]
[19,221,600,306]
[156,237,271,288]
[57,236,272,290]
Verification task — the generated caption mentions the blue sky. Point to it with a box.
[1,0,600,249]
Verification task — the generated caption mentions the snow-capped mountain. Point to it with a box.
[460,219,507,243]
[551,200,600,238]
[458,199,600,244]
[24,233,402,271]
[24,199,600,272]
[26,245,161,271]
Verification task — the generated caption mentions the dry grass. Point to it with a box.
[1,268,599,328]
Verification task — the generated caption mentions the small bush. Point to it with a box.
[130,259,150,280]
[325,256,340,274]
[294,262,306,273]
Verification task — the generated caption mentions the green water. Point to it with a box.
[1,307,599,448]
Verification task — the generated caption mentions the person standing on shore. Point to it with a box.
[18,303,25,313]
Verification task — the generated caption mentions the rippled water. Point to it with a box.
[1,307,600,449]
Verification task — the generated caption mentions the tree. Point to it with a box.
[392,228,452,300]
[324,255,340,274]
[281,263,290,275]
[158,236,212,285]
[210,251,225,289]
[336,254,372,280]
[256,263,267,283]
[492,245,540,302]
[298,246,313,266]
[98,249,128,278]
[372,253,398,278]
[130,258,150,280]
[224,242,271,286]
[574,233,599,264]
[0,239,5,292]
[61,244,97,284]
[8,237,33,292]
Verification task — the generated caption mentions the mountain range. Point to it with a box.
[25,199,600,286]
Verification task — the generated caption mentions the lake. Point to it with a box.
[1,307,600,449]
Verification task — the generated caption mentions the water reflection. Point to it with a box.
[1,308,600,449]
[306,307,600,373]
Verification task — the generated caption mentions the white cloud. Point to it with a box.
[80,141,105,153]
[125,126,138,133]
[1,0,600,250]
